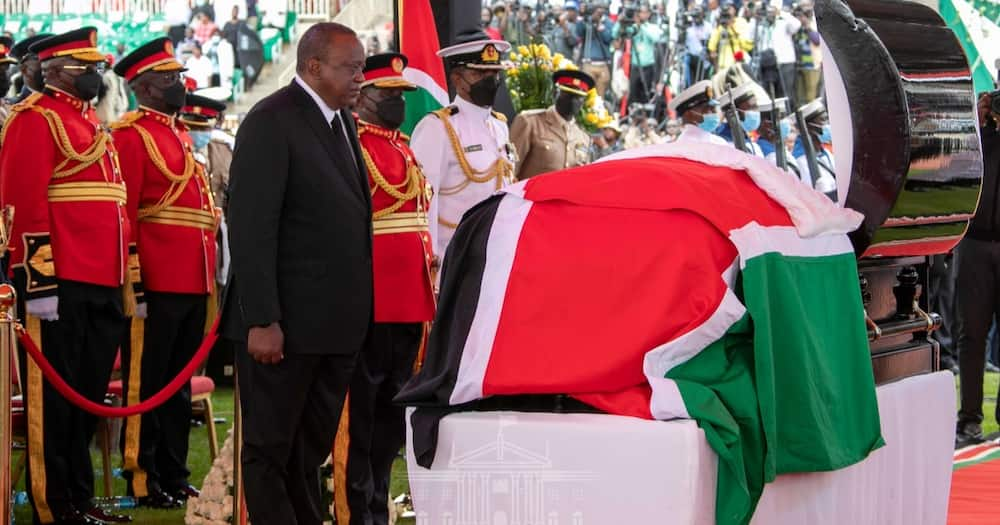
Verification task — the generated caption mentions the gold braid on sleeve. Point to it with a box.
[361,124,431,220]
[431,108,514,196]
[130,123,199,220]
[26,105,110,180]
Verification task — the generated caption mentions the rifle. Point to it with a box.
[770,90,788,171]
[795,108,824,189]
[723,87,748,153]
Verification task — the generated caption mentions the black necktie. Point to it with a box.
[330,114,359,178]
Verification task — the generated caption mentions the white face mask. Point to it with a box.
[210,35,220,44]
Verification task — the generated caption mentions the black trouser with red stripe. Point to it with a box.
[121,291,206,496]
[336,322,421,525]
[17,278,126,523]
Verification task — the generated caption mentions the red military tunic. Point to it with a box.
[0,89,129,292]
[112,107,217,295]
[360,120,436,322]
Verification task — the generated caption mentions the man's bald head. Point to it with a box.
[296,22,357,74]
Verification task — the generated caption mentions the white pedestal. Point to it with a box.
[406,372,955,525]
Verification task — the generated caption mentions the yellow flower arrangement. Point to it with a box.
[504,41,614,133]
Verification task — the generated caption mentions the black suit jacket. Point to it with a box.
[220,80,374,355]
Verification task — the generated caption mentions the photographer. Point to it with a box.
[707,6,753,71]
[576,2,615,98]
[792,2,822,104]
[551,1,583,59]
[747,5,801,106]
[954,91,1000,446]
[612,3,667,104]
[501,3,537,47]
[679,6,713,88]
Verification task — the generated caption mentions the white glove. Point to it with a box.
[134,301,148,319]
[218,218,231,286]
[26,297,59,321]
[815,173,837,195]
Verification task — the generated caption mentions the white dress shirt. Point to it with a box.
[796,149,837,193]
[747,14,803,65]
[410,95,515,259]
[185,55,214,89]
[294,74,357,166]
[676,124,729,146]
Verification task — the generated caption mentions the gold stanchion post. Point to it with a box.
[1,283,16,525]
[233,368,244,524]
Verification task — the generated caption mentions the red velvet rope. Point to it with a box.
[16,319,219,418]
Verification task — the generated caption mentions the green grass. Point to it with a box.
[13,388,234,524]
[11,388,416,524]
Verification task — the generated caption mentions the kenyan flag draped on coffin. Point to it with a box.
[396,142,885,525]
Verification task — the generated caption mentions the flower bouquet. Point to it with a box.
[505,42,615,134]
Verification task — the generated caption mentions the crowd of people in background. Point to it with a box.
[473,0,824,156]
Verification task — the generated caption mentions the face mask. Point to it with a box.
[740,110,761,133]
[210,35,221,44]
[467,75,499,108]
[190,130,212,149]
[555,93,585,120]
[818,124,832,144]
[779,119,791,139]
[698,112,720,132]
[31,68,44,91]
[73,71,103,101]
[162,81,188,113]
[374,95,406,130]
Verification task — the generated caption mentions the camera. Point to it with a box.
[677,8,703,29]
[618,5,636,25]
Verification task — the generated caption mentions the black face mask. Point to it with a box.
[555,93,585,120]
[467,75,499,107]
[73,71,103,101]
[373,95,406,130]
[161,81,188,113]
[31,68,44,91]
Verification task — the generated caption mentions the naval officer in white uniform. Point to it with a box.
[669,80,729,146]
[713,82,767,158]
[410,30,517,260]
[792,98,837,194]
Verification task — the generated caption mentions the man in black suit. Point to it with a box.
[221,22,372,525]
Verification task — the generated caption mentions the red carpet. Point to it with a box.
[949,440,1000,524]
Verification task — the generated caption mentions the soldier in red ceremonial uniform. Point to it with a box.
[332,52,435,525]
[111,38,218,509]
[0,28,133,525]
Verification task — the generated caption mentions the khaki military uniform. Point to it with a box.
[510,106,593,180]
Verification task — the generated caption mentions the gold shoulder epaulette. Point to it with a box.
[109,111,144,130]
[491,111,508,123]
[0,93,44,144]
[431,107,455,120]
[10,92,43,113]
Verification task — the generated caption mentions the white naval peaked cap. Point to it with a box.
[715,82,767,108]
[668,80,718,113]
[798,98,827,120]
[437,29,512,70]
[758,97,788,113]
